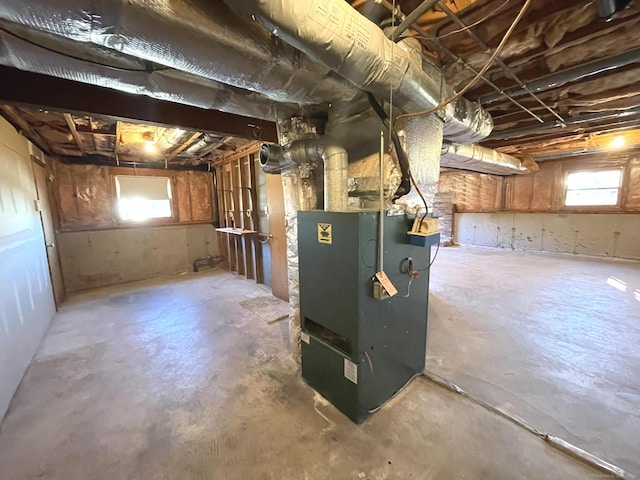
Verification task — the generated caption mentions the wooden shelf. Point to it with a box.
[216,227,257,236]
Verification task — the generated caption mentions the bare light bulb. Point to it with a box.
[611,136,625,149]
[145,141,157,153]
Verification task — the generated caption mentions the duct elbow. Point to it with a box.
[259,143,297,174]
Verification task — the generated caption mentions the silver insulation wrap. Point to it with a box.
[397,114,444,211]
[225,0,494,143]
[0,0,356,106]
[0,27,300,121]
[440,144,530,175]
[281,168,303,361]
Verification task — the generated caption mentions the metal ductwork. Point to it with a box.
[487,105,640,141]
[260,138,349,212]
[0,26,301,121]
[596,0,634,20]
[0,0,357,107]
[223,0,494,144]
[440,143,530,175]
[479,47,640,104]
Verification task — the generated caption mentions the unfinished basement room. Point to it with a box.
[0,0,639,478]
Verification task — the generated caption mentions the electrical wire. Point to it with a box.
[394,0,533,124]
[0,25,171,73]
[369,373,421,413]
[411,0,512,41]
[418,242,440,271]
[398,276,413,298]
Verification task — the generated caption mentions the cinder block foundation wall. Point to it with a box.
[0,118,56,419]
[50,160,219,292]
[438,154,640,260]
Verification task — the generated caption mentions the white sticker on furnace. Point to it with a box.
[344,359,358,384]
[301,332,310,344]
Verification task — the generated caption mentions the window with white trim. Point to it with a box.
[564,169,622,207]
[115,175,172,221]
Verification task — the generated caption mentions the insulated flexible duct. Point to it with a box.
[0,26,300,121]
[0,0,357,106]
[224,0,494,144]
[440,143,530,175]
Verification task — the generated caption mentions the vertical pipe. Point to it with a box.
[322,145,349,212]
[379,129,385,273]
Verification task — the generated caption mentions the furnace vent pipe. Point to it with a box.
[260,138,349,212]
[225,0,494,144]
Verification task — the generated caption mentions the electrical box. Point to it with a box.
[298,211,439,423]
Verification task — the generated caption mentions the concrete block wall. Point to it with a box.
[455,213,640,260]
[58,224,219,292]
[0,118,56,419]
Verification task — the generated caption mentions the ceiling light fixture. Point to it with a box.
[142,130,157,154]
[611,136,625,149]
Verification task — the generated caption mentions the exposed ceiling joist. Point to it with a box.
[165,132,203,162]
[63,113,85,155]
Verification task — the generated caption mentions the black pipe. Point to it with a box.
[389,0,440,42]
[486,105,640,141]
[60,154,214,171]
[479,47,640,104]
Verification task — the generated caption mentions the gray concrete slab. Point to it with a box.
[428,246,640,476]
[0,269,602,479]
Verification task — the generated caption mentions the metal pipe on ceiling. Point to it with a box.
[486,105,640,141]
[224,0,494,144]
[479,48,640,104]
[437,2,567,126]
[372,0,544,124]
[390,0,440,41]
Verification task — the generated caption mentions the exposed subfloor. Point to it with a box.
[0,254,629,479]
[428,246,640,476]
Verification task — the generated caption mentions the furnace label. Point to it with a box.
[344,359,358,384]
[317,223,332,244]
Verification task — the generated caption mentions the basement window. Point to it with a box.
[564,169,622,207]
[115,175,172,221]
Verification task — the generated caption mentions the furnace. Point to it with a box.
[298,211,439,423]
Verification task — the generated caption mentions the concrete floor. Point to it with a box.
[428,246,640,476]
[0,264,607,479]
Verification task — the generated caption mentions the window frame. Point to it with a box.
[112,173,177,225]
[561,166,624,211]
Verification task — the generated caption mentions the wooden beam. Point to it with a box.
[0,66,278,142]
[0,105,52,153]
[63,113,85,155]
[165,131,203,162]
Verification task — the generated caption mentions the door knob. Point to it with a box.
[46,243,55,248]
